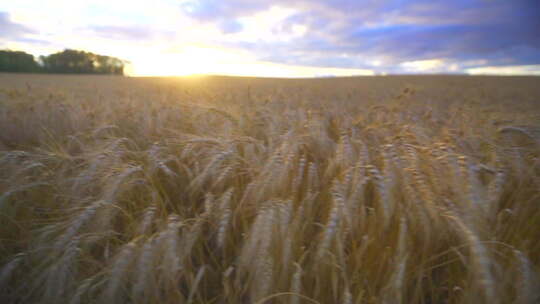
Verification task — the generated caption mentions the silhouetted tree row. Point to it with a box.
[0,50,40,73]
[0,49,125,75]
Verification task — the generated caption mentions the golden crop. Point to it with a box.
[0,74,539,303]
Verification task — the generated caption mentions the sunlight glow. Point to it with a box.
[123,44,374,78]
[466,65,540,75]
[3,1,536,76]
[129,45,253,76]
[400,59,445,72]
[129,47,374,77]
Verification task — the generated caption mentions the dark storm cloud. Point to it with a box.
[182,0,540,71]
[0,11,37,40]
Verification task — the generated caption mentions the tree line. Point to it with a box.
[0,49,126,75]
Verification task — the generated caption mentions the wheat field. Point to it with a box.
[0,73,539,304]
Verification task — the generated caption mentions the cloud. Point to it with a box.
[89,25,160,40]
[2,1,539,75]
[400,59,445,72]
[181,0,264,33]
[466,64,540,75]
[182,0,268,20]
[218,20,243,34]
[0,11,37,41]
[181,0,540,72]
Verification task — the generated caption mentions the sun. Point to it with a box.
[125,44,374,78]
[127,45,253,77]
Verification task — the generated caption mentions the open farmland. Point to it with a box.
[0,73,539,303]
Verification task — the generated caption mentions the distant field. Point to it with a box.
[0,73,539,303]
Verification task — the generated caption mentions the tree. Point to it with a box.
[0,50,40,72]
[40,49,125,75]
[94,54,125,75]
[0,49,125,75]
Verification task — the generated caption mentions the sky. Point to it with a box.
[1,0,539,77]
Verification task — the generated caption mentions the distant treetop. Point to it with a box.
[0,49,126,75]
[0,50,40,73]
